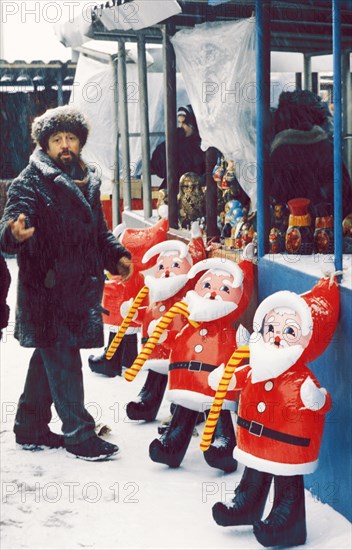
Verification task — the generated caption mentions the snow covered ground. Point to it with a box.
[1,257,351,550]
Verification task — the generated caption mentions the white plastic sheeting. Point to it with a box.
[96,0,181,32]
[171,17,257,210]
[54,0,181,48]
[69,49,189,195]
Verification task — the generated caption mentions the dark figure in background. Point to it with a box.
[270,89,352,220]
[0,106,133,461]
[150,104,206,191]
[0,252,11,340]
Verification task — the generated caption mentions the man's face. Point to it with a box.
[177,115,194,138]
[46,131,81,167]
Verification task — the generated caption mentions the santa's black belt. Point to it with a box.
[237,416,310,447]
[169,361,216,373]
[141,337,149,345]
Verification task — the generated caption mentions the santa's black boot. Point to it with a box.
[126,370,168,421]
[149,405,199,468]
[253,475,307,548]
[89,332,138,378]
[203,409,237,473]
[212,467,273,526]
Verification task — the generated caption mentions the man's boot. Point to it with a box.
[149,405,199,468]
[88,332,137,377]
[212,467,273,526]
[253,475,307,548]
[203,409,237,473]
[126,370,168,421]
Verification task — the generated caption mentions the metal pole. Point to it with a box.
[112,55,120,226]
[137,35,152,219]
[162,24,178,229]
[118,40,132,211]
[205,147,220,241]
[255,0,271,258]
[332,0,343,280]
[342,50,351,177]
[57,67,64,106]
[303,54,312,90]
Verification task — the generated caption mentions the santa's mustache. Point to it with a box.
[203,292,224,301]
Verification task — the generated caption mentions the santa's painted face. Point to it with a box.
[249,307,312,383]
[145,252,191,303]
[185,269,243,322]
[154,253,192,279]
[195,271,243,304]
[263,308,311,349]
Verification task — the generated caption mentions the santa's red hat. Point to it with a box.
[252,276,340,364]
[142,223,206,267]
[187,257,254,320]
[117,218,169,270]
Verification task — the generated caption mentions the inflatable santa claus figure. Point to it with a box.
[148,257,254,470]
[126,223,206,422]
[211,276,339,548]
[88,217,168,377]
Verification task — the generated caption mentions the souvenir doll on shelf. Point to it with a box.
[208,276,339,548]
[177,172,206,230]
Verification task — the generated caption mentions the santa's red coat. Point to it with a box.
[167,317,241,412]
[233,362,332,475]
[102,272,145,327]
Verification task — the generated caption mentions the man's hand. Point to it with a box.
[117,256,133,282]
[8,214,35,242]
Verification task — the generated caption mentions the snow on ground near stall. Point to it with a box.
[1,258,351,550]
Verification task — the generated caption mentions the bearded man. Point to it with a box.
[0,106,133,461]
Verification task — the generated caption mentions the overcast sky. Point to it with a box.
[0,0,96,62]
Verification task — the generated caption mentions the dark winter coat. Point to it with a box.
[270,125,352,219]
[0,149,131,348]
[150,128,206,190]
[0,253,11,335]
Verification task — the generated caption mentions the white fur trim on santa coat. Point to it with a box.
[142,359,169,375]
[234,447,318,476]
[253,290,313,336]
[166,389,237,413]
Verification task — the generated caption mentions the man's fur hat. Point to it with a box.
[31,106,90,150]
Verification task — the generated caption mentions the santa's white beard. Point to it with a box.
[185,290,237,322]
[145,274,188,303]
[249,333,304,383]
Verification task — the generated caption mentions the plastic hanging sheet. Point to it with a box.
[171,17,257,211]
[69,50,189,194]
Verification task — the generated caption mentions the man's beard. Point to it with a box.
[145,273,188,303]
[55,151,84,179]
[184,290,237,322]
[249,333,304,383]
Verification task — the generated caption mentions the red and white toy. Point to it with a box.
[88,217,169,377]
[126,222,206,421]
[147,257,254,470]
[211,276,340,548]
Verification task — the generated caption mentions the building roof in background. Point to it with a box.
[0,60,76,89]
